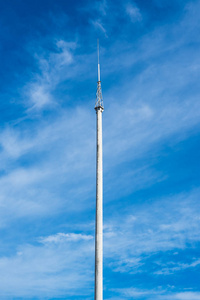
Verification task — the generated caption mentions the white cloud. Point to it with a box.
[126,3,142,22]
[0,235,94,298]
[171,292,200,300]
[0,108,96,226]
[40,232,93,244]
[103,189,200,273]
[26,39,76,110]
[28,83,52,110]
[109,288,200,300]
[154,258,200,275]
[118,287,151,297]
[91,19,108,37]
[0,127,33,158]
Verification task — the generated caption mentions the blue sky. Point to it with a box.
[0,0,200,299]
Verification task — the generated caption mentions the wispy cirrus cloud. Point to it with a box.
[91,19,107,35]
[0,108,95,226]
[126,2,142,22]
[108,288,200,300]
[154,258,200,275]
[40,232,93,243]
[0,232,94,298]
[25,40,76,110]
[104,188,200,273]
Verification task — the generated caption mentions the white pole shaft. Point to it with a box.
[95,107,103,300]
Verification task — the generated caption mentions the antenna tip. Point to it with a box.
[97,39,100,64]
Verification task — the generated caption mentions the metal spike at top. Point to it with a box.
[97,39,99,64]
[95,39,104,109]
[97,39,100,82]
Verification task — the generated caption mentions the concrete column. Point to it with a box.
[95,106,103,300]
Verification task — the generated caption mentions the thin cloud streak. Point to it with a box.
[25,40,76,111]
[0,235,94,298]
[40,232,93,243]
[108,288,200,300]
[104,189,200,273]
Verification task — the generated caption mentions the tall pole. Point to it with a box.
[95,40,104,300]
